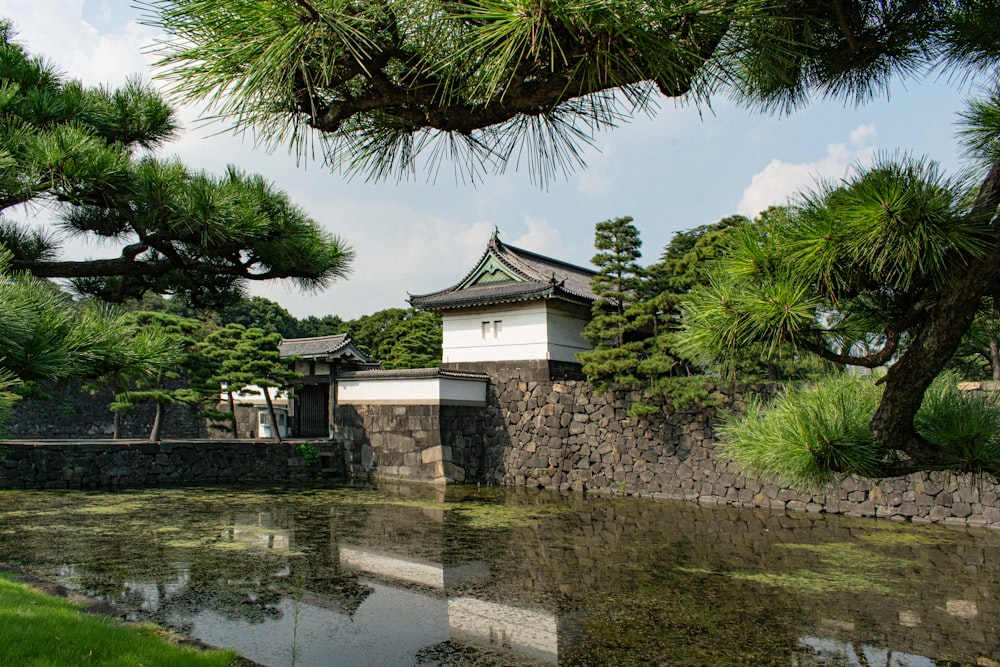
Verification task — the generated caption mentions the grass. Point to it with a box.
[0,573,240,667]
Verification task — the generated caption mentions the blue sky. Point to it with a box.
[2,0,984,319]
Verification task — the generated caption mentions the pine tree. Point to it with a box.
[578,217,648,393]
[221,328,301,443]
[108,312,203,441]
[198,323,250,439]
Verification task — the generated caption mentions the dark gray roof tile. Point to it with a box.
[279,334,370,362]
[410,234,597,311]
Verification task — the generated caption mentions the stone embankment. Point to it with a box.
[0,440,341,489]
[457,365,1000,529]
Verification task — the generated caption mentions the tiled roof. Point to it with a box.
[278,334,370,362]
[409,233,597,311]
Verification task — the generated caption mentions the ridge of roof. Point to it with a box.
[410,232,597,308]
[278,333,370,362]
[280,333,349,346]
[497,240,596,278]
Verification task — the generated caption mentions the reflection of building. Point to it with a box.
[221,512,291,551]
[337,543,560,665]
[449,596,559,666]
[339,545,490,589]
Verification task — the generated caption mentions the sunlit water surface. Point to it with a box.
[0,483,997,666]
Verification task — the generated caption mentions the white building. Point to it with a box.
[409,230,597,369]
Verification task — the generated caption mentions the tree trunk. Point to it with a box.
[226,389,238,438]
[113,410,122,439]
[991,336,1000,381]
[149,401,164,442]
[263,387,282,444]
[870,156,1000,471]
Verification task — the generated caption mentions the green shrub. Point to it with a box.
[915,373,1000,474]
[719,371,1000,488]
[298,442,320,466]
[718,374,884,489]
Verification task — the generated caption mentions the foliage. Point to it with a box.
[342,308,441,369]
[295,314,343,338]
[652,214,748,297]
[0,247,201,434]
[947,297,1000,380]
[720,372,1000,489]
[0,370,19,433]
[197,323,248,438]
[106,312,204,441]
[146,1,1000,183]
[913,374,1000,476]
[680,129,1000,478]
[218,296,300,338]
[578,214,813,414]
[718,373,885,489]
[0,26,353,308]
[298,442,320,467]
[221,327,302,442]
[578,217,649,390]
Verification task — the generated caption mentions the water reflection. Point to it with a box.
[0,484,997,666]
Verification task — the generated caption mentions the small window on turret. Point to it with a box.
[481,321,490,339]
[493,320,502,338]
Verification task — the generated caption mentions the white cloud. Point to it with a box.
[737,124,879,218]
[5,1,157,86]
[850,123,877,146]
[511,216,561,254]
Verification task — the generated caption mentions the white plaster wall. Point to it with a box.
[338,377,487,405]
[221,384,289,406]
[441,301,590,364]
[545,304,592,363]
[442,302,547,363]
[292,360,332,375]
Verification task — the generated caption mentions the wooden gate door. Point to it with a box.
[297,384,329,437]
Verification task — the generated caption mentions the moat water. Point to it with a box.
[0,483,997,666]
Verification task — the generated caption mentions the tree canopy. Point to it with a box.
[146,0,1000,182]
[0,23,353,307]
[679,122,1000,480]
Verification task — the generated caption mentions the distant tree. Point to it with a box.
[578,217,649,395]
[221,327,301,443]
[343,308,441,368]
[198,323,248,438]
[108,312,203,441]
[295,314,344,339]
[123,293,206,321]
[381,311,442,369]
[650,214,749,296]
[219,296,300,338]
[650,209,831,383]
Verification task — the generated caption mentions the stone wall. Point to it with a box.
[447,363,1000,529]
[6,382,207,440]
[0,440,342,489]
[335,404,482,484]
